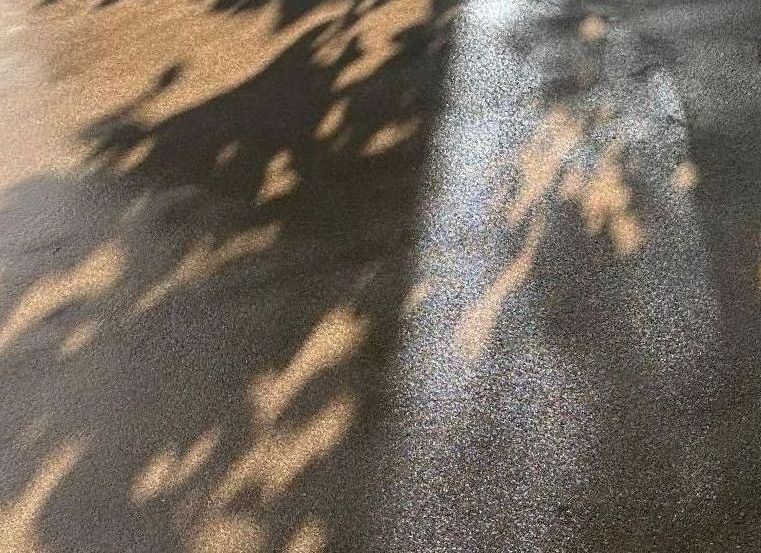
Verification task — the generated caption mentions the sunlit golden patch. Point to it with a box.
[454,216,544,359]
[582,145,627,231]
[332,0,429,90]
[255,150,298,205]
[508,107,581,224]
[213,393,355,504]
[353,0,377,17]
[131,429,221,505]
[571,144,645,256]
[192,513,264,553]
[559,164,585,200]
[285,516,327,553]
[59,320,99,356]
[313,29,355,68]
[672,160,699,192]
[0,241,124,352]
[362,118,420,156]
[33,0,353,158]
[315,98,350,140]
[112,137,154,172]
[251,307,368,422]
[0,440,85,553]
[609,213,644,256]
[578,13,605,43]
[587,185,627,231]
[133,222,280,315]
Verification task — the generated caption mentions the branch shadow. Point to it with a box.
[487,1,761,549]
[0,1,461,551]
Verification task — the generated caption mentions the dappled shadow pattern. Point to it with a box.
[39,0,396,30]
[7,0,761,550]
[488,2,761,550]
[0,0,460,551]
[375,0,761,550]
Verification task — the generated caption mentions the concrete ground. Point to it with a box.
[1,0,760,551]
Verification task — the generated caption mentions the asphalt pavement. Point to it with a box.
[373,1,761,550]
[1,0,761,551]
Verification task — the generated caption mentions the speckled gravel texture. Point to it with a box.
[372,0,761,551]
[2,0,761,551]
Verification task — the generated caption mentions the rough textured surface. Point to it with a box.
[1,0,761,551]
[374,1,761,551]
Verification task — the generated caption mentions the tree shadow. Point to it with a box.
[492,1,761,549]
[0,0,461,551]
[8,0,761,550]
[39,0,397,30]
[371,0,761,549]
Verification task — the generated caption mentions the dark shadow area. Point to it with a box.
[209,0,356,27]
[0,1,461,551]
[38,0,397,30]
